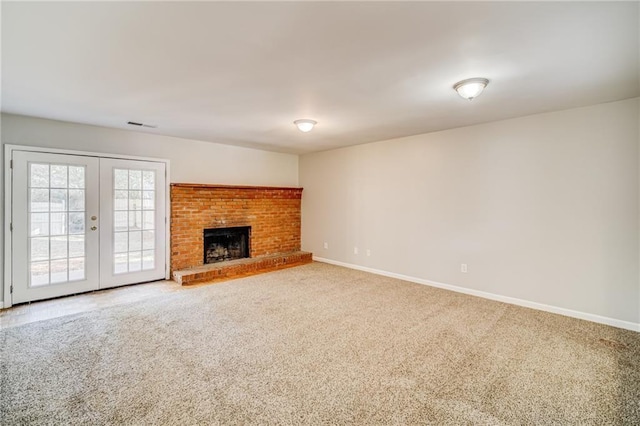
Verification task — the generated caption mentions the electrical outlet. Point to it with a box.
[354,247,359,255]
[323,242,328,249]
[461,264,468,273]
[366,249,371,256]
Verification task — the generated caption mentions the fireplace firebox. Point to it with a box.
[203,226,250,264]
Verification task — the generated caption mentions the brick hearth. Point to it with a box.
[171,184,312,285]
[172,251,312,285]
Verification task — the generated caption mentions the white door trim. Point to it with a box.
[3,144,171,309]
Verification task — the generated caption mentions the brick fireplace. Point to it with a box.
[170,184,311,285]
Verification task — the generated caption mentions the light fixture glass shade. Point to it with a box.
[294,119,317,132]
[454,78,489,100]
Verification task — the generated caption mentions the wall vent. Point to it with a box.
[127,121,157,128]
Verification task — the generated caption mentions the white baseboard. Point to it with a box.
[313,256,640,333]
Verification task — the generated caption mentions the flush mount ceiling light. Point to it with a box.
[294,119,317,132]
[453,78,490,100]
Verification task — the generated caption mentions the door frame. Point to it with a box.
[3,144,171,308]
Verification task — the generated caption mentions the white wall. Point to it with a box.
[1,113,299,305]
[300,98,640,326]
[1,113,298,186]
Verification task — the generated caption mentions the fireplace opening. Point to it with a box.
[203,226,251,264]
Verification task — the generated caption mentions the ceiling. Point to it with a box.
[2,1,639,154]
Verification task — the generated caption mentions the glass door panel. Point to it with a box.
[112,168,156,274]
[27,163,87,285]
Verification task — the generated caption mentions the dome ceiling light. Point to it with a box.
[294,119,317,132]
[453,78,489,100]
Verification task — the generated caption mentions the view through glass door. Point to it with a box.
[11,150,166,304]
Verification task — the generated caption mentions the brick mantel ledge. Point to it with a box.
[171,183,303,191]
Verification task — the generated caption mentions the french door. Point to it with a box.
[99,158,166,288]
[11,151,166,304]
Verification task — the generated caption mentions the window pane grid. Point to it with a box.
[28,163,86,286]
[113,168,155,274]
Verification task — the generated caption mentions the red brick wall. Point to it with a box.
[171,184,303,272]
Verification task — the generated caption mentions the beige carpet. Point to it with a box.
[1,262,639,425]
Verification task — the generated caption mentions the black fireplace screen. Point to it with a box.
[203,226,250,264]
